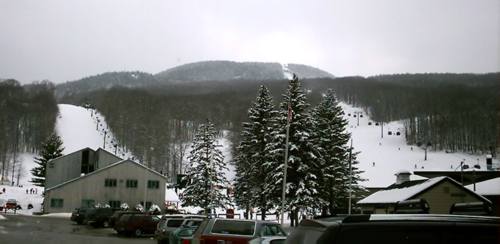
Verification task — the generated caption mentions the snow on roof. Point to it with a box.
[357,176,447,204]
[466,177,500,196]
[165,188,180,202]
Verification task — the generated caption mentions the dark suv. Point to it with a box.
[286,214,500,244]
[114,213,161,237]
[84,207,117,227]
[71,208,90,225]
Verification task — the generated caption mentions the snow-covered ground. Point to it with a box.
[340,102,499,187]
[0,185,44,214]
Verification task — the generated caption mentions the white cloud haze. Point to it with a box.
[0,0,498,83]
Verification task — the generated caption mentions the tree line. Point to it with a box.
[57,73,498,182]
[0,79,58,185]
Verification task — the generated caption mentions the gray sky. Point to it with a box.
[1,0,498,83]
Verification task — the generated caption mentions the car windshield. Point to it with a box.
[211,220,255,236]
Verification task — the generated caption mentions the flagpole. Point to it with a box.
[280,103,292,224]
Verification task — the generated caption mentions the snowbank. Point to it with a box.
[36,213,71,218]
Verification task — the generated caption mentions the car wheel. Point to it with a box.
[134,229,142,237]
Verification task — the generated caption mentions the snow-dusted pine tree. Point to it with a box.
[30,133,64,187]
[234,85,276,219]
[181,121,230,214]
[265,74,322,226]
[311,89,363,214]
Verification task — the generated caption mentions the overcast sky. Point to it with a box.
[1,0,498,83]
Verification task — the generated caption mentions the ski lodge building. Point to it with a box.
[357,171,491,215]
[43,148,167,213]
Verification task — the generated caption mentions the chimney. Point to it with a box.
[486,155,492,170]
[395,171,411,184]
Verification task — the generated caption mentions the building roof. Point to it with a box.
[466,177,500,196]
[357,176,491,205]
[413,170,500,186]
[45,159,167,191]
[48,147,122,165]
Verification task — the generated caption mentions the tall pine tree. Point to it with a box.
[181,121,230,214]
[30,133,64,187]
[234,85,276,219]
[265,75,322,226]
[311,89,364,214]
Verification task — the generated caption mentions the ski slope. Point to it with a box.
[340,102,498,187]
[56,104,133,158]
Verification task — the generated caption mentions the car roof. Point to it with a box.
[310,214,500,225]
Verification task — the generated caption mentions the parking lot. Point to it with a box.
[0,214,155,244]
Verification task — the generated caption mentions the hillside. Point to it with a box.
[55,71,157,99]
[55,61,336,99]
[155,61,284,81]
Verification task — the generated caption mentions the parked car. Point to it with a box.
[155,215,206,244]
[165,218,204,244]
[114,213,161,237]
[84,207,117,227]
[4,199,19,213]
[285,214,500,244]
[192,218,287,244]
[71,208,91,225]
[109,210,140,228]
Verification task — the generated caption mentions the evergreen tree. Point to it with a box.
[311,89,364,214]
[264,75,322,226]
[181,121,230,214]
[234,85,276,219]
[30,133,64,187]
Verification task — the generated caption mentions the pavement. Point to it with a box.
[0,213,155,244]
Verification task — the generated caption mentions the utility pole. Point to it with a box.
[348,139,353,215]
[380,122,384,139]
[103,131,107,149]
[353,111,362,126]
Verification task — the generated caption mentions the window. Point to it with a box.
[81,199,95,208]
[211,220,255,236]
[104,178,117,187]
[50,198,64,208]
[108,200,121,209]
[147,180,160,189]
[126,179,138,188]
[167,219,185,227]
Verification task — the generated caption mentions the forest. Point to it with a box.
[0,79,59,185]
[57,73,499,180]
